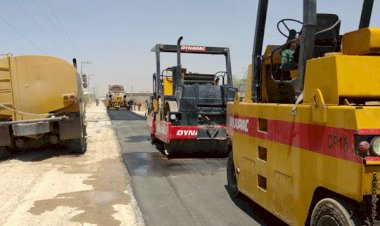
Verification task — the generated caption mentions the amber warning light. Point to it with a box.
[359,141,370,154]
[63,94,76,102]
[180,46,206,52]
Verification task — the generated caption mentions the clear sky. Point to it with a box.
[0,0,379,96]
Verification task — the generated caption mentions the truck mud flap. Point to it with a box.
[59,115,82,140]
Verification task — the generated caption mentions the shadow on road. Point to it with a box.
[166,152,230,159]
[149,139,229,159]
[0,145,82,162]
[224,185,287,226]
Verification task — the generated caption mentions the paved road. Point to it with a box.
[108,110,286,226]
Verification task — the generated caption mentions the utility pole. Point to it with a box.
[80,60,91,102]
[80,61,91,76]
[87,74,95,102]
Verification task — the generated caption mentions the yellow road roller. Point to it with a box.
[106,85,127,110]
[227,0,380,225]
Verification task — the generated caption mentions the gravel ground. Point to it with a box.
[0,103,144,226]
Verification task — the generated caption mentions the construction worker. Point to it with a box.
[127,99,133,110]
[136,102,142,111]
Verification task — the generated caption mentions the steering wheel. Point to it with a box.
[277,19,303,38]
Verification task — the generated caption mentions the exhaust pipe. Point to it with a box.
[173,36,184,90]
[72,58,77,69]
[177,36,183,67]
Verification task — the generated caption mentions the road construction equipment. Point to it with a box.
[147,37,237,156]
[106,85,128,109]
[0,55,87,154]
[227,0,380,225]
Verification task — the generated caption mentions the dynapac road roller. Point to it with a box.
[147,37,237,157]
[0,55,87,154]
[227,0,380,225]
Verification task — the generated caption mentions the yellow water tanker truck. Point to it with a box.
[0,55,87,154]
[106,85,127,109]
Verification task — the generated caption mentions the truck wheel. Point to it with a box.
[67,137,87,154]
[150,134,158,144]
[164,143,171,156]
[310,198,359,226]
[227,152,239,197]
[223,142,232,157]
[0,146,10,159]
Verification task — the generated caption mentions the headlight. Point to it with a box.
[370,137,380,156]
[170,114,177,120]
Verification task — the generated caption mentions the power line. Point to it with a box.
[0,14,47,54]
[32,0,66,41]
[44,0,86,58]
[33,0,61,35]
[14,0,62,51]
[33,0,80,57]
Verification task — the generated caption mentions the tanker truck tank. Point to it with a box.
[0,54,87,154]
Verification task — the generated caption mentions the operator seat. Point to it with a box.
[314,13,341,57]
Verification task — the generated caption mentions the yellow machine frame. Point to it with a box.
[106,85,127,110]
[227,1,380,225]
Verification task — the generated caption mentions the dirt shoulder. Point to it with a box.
[130,109,147,117]
[0,103,144,226]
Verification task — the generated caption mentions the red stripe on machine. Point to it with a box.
[364,156,380,165]
[170,126,199,140]
[155,121,170,143]
[147,114,155,134]
[227,115,363,163]
[357,129,380,135]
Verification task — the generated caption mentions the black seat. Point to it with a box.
[183,73,215,85]
[314,14,341,57]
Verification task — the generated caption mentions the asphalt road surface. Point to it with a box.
[108,110,286,226]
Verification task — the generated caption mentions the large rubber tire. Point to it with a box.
[0,146,10,159]
[67,137,87,154]
[310,198,359,226]
[67,115,87,154]
[227,152,240,197]
[164,143,171,156]
[150,134,158,144]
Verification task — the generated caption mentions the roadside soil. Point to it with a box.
[130,108,147,117]
[0,103,144,226]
